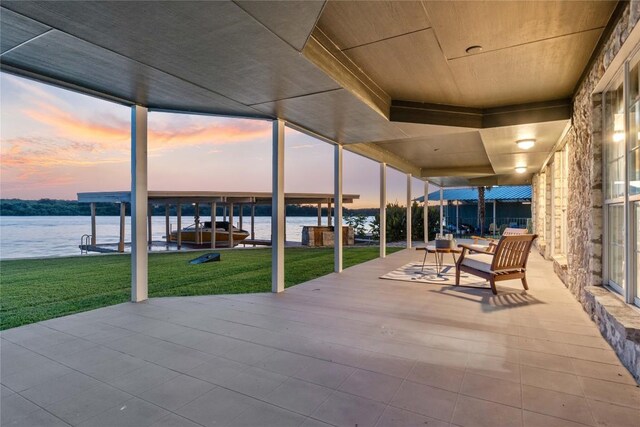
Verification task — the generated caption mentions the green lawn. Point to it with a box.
[0,246,400,330]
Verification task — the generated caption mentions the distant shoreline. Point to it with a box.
[0,199,379,217]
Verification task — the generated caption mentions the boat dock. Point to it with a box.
[76,191,358,254]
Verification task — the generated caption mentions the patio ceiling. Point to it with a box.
[0,1,618,186]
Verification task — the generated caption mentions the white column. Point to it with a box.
[177,204,182,249]
[165,204,170,246]
[272,120,285,292]
[334,144,343,273]
[131,105,148,303]
[406,173,412,249]
[456,201,459,235]
[380,162,386,258]
[250,203,256,246]
[119,202,126,253]
[211,202,217,249]
[90,202,97,246]
[493,200,497,236]
[423,181,429,243]
[228,203,234,248]
[439,187,444,235]
[148,204,153,247]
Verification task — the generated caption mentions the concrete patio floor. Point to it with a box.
[1,249,639,427]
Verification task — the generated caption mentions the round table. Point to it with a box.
[415,245,462,277]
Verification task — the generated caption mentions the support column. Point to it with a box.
[177,204,182,249]
[317,202,322,226]
[131,105,148,302]
[493,200,497,236]
[228,203,234,248]
[380,163,386,258]
[194,203,200,244]
[90,202,97,246]
[423,181,429,243]
[272,119,285,292]
[251,203,256,247]
[119,202,126,253]
[165,204,170,246]
[439,187,444,235]
[334,144,343,273]
[211,202,216,249]
[406,173,412,249]
[148,204,153,248]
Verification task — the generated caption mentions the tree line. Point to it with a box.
[0,199,381,217]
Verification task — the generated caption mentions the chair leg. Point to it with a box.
[521,276,529,291]
[489,277,498,295]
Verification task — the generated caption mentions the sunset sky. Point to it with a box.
[0,72,428,208]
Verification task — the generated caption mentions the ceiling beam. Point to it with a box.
[421,165,495,178]
[390,98,572,128]
[345,142,422,177]
[302,27,391,118]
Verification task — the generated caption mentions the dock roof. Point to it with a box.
[414,185,531,203]
[77,191,359,205]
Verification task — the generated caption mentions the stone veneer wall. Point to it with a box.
[531,1,640,381]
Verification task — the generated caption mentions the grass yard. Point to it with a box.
[0,246,400,330]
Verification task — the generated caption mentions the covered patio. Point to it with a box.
[2,249,638,427]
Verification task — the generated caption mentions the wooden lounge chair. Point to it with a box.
[455,234,538,295]
[470,227,527,253]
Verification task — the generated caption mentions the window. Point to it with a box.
[603,47,640,307]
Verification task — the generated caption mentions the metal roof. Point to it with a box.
[415,186,531,203]
[77,191,359,205]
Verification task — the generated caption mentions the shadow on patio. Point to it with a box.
[2,249,638,427]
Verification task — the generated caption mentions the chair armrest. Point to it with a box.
[457,243,495,256]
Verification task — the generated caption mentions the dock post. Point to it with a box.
[251,204,255,247]
[177,204,182,249]
[148,204,153,248]
[165,204,170,247]
[424,180,429,243]
[334,144,343,273]
[131,105,148,302]
[223,205,227,222]
[439,188,444,235]
[406,173,412,249]
[328,200,332,226]
[317,202,322,226]
[239,204,243,231]
[90,202,97,246]
[380,163,386,258]
[211,202,216,249]
[119,202,126,253]
[228,203,234,248]
[194,203,200,244]
[272,119,285,293]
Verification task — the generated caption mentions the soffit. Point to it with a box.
[234,1,326,51]
[0,8,50,54]
[1,29,263,117]
[1,1,338,106]
[479,120,568,175]
[317,1,431,50]
[374,131,492,170]
[317,0,616,108]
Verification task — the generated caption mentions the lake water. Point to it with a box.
[0,216,374,259]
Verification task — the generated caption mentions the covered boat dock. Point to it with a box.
[77,191,359,253]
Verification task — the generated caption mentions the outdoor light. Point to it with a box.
[515,166,527,174]
[516,139,535,150]
[465,45,483,54]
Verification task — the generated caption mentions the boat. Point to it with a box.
[168,221,250,247]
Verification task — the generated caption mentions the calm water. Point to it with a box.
[0,216,373,259]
